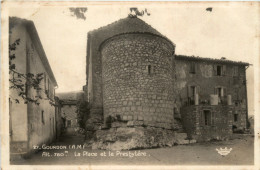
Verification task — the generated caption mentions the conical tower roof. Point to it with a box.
[88,17,174,49]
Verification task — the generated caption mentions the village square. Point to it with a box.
[6,4,256,166]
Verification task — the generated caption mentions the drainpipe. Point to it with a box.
[245,65,250,129]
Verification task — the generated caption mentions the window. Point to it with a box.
[188,85,200,105]
[217,65,222,76]
[234,114,238,122]
[215,86,226,97]
[147,65,154,75]
[67,120,71,127]
[48,83,54,100]
[214,86,226,104]
[217,87,222,97]
[214,65,226,76]
[47,79,50,97]
[190,62,196,74]
[233,66,238,77]
[191,86,196,97]
[148,65,151,74]
[44,73,47,92]
[204,110,211,126]
[41,110,45,124]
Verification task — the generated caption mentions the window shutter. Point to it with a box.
[214,87,218,95]
[213,65,217,76]
[47,79,50,97]
[223,87,227,97]
[44,73,46,92]
[196,86,200,95]
[223,65,226,76]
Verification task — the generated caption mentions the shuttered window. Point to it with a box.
[44,73,47,92]
[190,62,196,74]
[214,86,226,97]
[213,65,226,76]
[187,85,200,105]
[233,66,238,77]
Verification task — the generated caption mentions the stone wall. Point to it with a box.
[86,34,104,130]
[232,106,247,130]
[175,58,247,110]
[101,33,175,129]
[175,57,248,133]
[180,105,245,141]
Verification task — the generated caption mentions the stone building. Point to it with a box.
[9,17,58,158]
[84,17,249,149]
[175,55,249,141]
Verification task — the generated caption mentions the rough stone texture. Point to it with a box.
[174,56,248,130]
[91,127,176,150]
[175,58,247,106]
[180,105,242,142]
[89,126,195,150]
[101,34,175,129]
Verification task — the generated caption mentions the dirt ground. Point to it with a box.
[11,133,254,166]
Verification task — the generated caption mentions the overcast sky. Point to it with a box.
[8,2,258,115]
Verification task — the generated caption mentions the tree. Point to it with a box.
[128,8,151,18]
[9,38,44,105]
[76,100,90,130]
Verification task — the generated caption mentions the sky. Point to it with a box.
[8,2,259,115]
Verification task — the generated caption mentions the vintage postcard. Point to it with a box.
[1,1,259,170]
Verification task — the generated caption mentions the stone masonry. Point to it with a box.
[101,34,175,129]
[84,16,250,150]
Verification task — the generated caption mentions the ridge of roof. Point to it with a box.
[175,54,250,66]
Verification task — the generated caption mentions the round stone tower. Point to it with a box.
[88,17,177,150]
[101,33,175,129]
